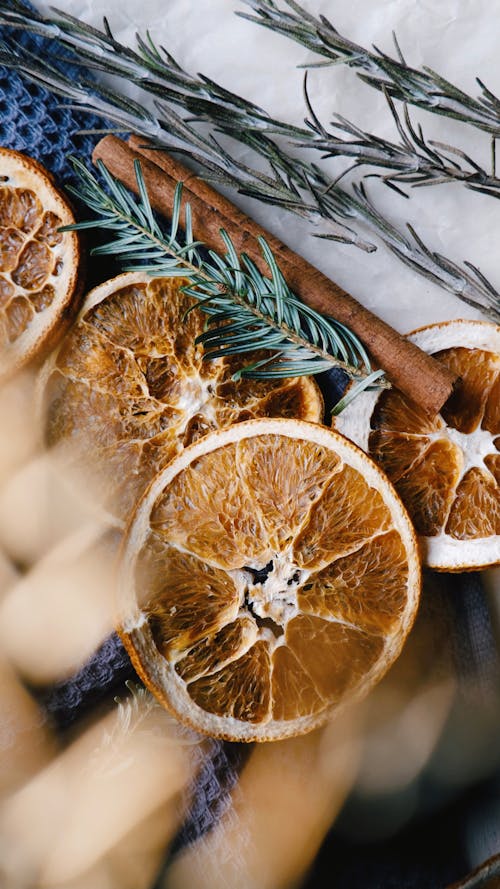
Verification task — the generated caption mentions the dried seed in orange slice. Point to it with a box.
[0,148,81,381]
[335,320,500,571]
[118,419,420,742]
[39,272,322,524]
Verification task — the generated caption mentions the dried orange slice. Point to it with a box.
[39,272,323,523]
[0,147,81,382]
[118,418,420,741]
[335,320,500,571]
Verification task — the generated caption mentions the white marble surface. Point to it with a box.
[37,0,500,335]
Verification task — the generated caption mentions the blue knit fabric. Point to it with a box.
[0,21,102,184]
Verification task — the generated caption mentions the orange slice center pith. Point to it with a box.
[119,420,420,742]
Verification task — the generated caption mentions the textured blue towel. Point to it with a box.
[1,8,500,888]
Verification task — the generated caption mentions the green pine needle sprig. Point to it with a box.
[63,157,385,405]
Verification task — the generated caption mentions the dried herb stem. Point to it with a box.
[239,0,500,135]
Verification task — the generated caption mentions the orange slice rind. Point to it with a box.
[118,418,421,742]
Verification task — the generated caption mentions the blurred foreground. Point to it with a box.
[0,371,499,889]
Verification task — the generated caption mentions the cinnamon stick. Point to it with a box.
[92,135,457,415]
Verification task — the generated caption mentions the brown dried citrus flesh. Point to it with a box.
[38,272,323,523]
[334,320,500,571]
[118,419,420,742]
[0,147,81,381]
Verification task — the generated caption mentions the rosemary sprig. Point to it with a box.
[4,1,499,201]
[1,1,499,320]
[65,156,384,400]
[239,0,500,136]
[301,77,500,200]
[0,0,373,251]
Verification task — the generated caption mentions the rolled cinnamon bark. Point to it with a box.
[92,135,457,415]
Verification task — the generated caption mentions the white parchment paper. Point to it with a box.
[38,0,500,334]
